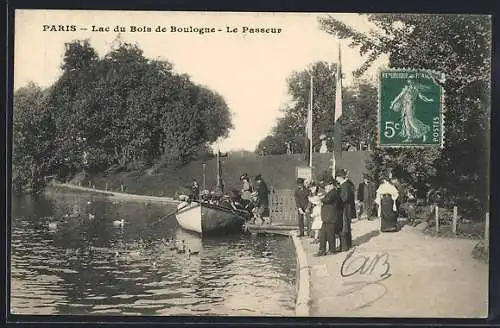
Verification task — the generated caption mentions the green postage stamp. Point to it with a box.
[378,69,445,147]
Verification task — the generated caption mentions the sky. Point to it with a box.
[14,10,388,152]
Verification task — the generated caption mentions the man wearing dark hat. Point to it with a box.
[294,178,309,237]
[336,169,354,251]
[343,169,357,220]
[255,174,271,224]
[358,173,376,220]
[317,174,342,256]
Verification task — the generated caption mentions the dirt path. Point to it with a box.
[50,183,179,204]
[301,219,488,318]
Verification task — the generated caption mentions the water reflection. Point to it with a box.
[11,190,296,316]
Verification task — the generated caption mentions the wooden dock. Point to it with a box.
[246,224,297,236]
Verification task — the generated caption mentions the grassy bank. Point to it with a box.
[78,151,371,198]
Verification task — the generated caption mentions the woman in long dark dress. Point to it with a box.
[375,177,400,232]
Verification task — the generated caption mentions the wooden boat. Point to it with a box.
[174,146,250,236]
[175,200,248,235]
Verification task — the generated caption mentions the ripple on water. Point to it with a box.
[143,289,188,298]
[52,268,79,274]
[94,266,115,271]
[11,193,297,316]
[111,294,136,299]
[86,295,108,300]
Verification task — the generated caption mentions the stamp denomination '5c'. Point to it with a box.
[378,69,445,148]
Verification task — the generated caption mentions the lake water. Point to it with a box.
[10,189,297,316]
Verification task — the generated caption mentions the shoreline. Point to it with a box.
[49,182,313,316]
[49,183,180,204]
[291,232,311,317]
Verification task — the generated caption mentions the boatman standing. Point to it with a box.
[255,174,271,224]
[294,178,310,237]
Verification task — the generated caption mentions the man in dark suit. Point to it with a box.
[336,169,355,251]
[358,173,376,220]
[344,170,357,220]
[255,174,271,224]
[316,175,343,256]
[294,178,309,237]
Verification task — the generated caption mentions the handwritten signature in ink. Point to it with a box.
[336,247,392,310]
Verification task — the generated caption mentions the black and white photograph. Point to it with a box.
[10,10,491,318]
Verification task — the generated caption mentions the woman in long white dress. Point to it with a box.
[375,177,400,232]
[308,182,324,243]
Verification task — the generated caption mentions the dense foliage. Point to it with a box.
[13,39,233,193]
[255,61,378,155]
[12,83,55,193]
[319,14,491,217]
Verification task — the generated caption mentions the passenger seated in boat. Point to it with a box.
[200,189,210,203]
[219,194,233,208]
[229,189,253,212]
[250,191,265,225]
[240,173,253,201]
[208,191,218,205]
[190,180,200,200]
[178,194,190,202]
[211,188,223,205]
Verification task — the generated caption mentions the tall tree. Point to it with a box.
[44,40,233,173]
[341,80,378,149]
[12,82,55,192]
[45,40,100,176]
[319,14,491,215]
[256,64,378,155]
[14,39,234,192]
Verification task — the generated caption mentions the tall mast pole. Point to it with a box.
[216,145,220,190]
[332,40,343,178]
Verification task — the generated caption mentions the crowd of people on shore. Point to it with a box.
[295,169,405,256]
[181,167,407,249]
[185,173,271,224]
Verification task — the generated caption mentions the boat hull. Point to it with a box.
[175,202,203,233]
[175,201,247,236]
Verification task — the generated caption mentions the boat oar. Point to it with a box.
[164,207,181,219]
[149,203,191,228]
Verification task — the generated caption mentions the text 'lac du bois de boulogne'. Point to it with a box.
[42,25,283,35]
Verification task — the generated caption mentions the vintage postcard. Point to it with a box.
[10,10,490,319]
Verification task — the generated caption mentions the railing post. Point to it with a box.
[452,206,458,236]
[435,205,439,235]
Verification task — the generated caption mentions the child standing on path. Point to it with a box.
[308,181,324,243]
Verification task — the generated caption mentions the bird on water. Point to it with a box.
[48,222,58,231]
[177,241,186,254]
[113,219,125,227]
